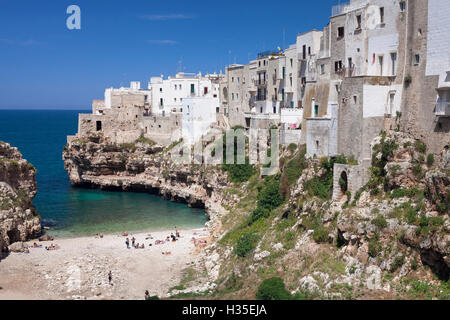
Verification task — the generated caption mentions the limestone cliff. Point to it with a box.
[63,132,449,300]
[0,141,41,253]
[62,135,230,223]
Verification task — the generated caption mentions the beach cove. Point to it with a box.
[0,228,212,300]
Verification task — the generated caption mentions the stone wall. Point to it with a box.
[142,114,182,146]
[332,161,371,201]
[401,0,450,157]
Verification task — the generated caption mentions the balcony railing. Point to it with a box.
[254,79,267,86]
[436,102,450,117]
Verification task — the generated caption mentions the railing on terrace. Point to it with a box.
[435,102,450,117]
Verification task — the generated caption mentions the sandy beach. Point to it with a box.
[0,227,210,300]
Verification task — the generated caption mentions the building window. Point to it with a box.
[303,45,306,59]
[400,1,406,12]
[391,52,397,75]
[232,93,234,100]
[335,60,342,73]
[160,98,163,106]
[378,55,384,75]
[338,27,344,38]
[353,95,357,104]
[321,64,325,74]
[314,105,319,117]
[290,58,293,67]
[308,47,311,55]
[160,88,162,92]
[232,77,234,82]
[190,83,195,94]
[356,15,362,29]
[414,54,420,65]
[174,84,177,90]
[96,121,102,131]
[380,7,385,24]
[204,87,208,95]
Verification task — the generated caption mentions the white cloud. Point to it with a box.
[147,40,178,45]
[139,14,195,21]
[0,38,41,46]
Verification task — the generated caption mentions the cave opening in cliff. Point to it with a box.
[7,229,21,245]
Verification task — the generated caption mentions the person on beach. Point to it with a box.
[176,229,180,238]
[145,290,150,300]
[125,238,130,249]
[131,237,136,247]
[108,271,112,285]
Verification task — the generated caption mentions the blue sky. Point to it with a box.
[0,0,338,109]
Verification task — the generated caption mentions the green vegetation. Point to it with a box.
[221,131,256,183]
[426,154,435,167]
[303,155,349,200]
[368,233,382,258]
[367,134,398,192]
[287,143,298,153]
[9,160,19,167]
[256,277,292,300]
[389,187,424,200]
[249,175,282,224]
[372,214,388,230]
[414,140,427,154]
[390,256,405,272]
[280,145,307,193]
[136,134,156,145]
[223,162,256,183]
[165,139,183,151]
[404,75,412,87]
[301,211,332,244]
[234,232,259,258]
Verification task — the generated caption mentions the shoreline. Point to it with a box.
[0,227,211,300]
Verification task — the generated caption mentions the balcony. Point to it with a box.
[254,79,267,86]
[435,102,450,117]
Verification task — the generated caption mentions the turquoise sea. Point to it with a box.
[0,110,207,238]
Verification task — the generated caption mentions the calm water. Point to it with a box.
[0,110,207,238]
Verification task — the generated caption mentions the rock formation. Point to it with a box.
[0,141,41,253]
[63,135,230,221]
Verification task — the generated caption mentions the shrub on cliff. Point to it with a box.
[223,161,256,183]
[234,232,259,258]
[256,277,291,300]
[257,175,283,210]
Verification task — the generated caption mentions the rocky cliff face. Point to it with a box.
[0,141,41,253]
[63,135,230,223]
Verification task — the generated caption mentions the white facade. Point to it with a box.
[104,82,151,109]
[182,97,218,145]
[281,108,303,128]
[426,0,450,87]
[363,84,403,118]
[150,73,221,117]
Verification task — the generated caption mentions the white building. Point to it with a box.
[103,82,151,110]
[150,72,221,117]
[182,97,218,145]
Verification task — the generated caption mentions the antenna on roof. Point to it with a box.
[177,56,183,73]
